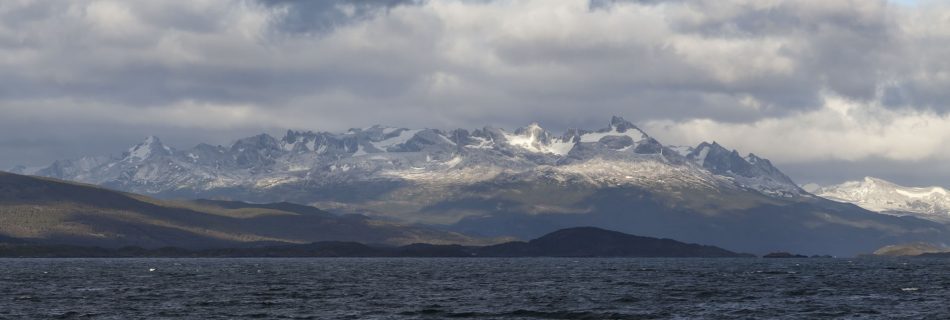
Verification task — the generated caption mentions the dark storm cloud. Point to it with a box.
[588,0,674,10]
[680,1,895,103]
[0,0,436,109]
[2,0,950,187]
[259,0,421,34]
[0,0,904,118]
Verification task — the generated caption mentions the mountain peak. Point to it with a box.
[816,177,950,222]
[746,153,761,163]
[513,122,547,138]
[31,117,803,204]
[283,130,299,142]
[694,141,728,154]
[863,176,889,184]
[609,116,638,132]
[684,140,801,197]
[125,136,171,161]
[505,123,562,154]
[143,135,160,144]
[233,133,279,148]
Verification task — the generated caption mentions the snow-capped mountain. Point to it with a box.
[26,116,801,201]
[673,141,801,197]
[14,117,950,256]
[813,177,950,222]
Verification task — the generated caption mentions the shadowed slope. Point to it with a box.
[0,171,482,248]
[479,227,749,257]
[0,226,750,258]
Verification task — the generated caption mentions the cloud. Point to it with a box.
[1,0,950,186]
[258,0,421,34]
[644,93,950,163]
[0,0,911,122]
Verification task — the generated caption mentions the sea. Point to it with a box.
[0,258,947,319]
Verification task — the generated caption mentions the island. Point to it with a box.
[0,227,755,258]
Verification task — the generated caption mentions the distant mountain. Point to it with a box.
[478,227,750,257]
[872,242,950,257]
[27,116,803,202]
[0,171,483,248]
[15,116,950,256]
[0,227,750,258]
[762,252,809,258]
[676,141,801,196]
[812,177,950,222]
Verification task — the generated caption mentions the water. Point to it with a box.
[0,258,948,319]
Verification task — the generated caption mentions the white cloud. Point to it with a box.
[3,0,950,181]
[644,93,950,163]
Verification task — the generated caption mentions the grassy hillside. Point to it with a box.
[0,171,485,248]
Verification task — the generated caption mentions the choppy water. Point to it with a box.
[0,258,948,319]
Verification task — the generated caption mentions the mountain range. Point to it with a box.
[14,117,803,202]
[9,116,950,256]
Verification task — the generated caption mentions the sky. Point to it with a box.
[1,0,950,187]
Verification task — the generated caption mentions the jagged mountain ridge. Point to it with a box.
[813,177,950,222]
[26,116,802,202]
[13,117,950,256]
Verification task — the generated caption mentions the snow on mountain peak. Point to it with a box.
[524,122,543,132]
[577,121,648,146]
[745,153,762,164]
[677,141,802,197]
[503,123,571,155]
[371,128,422,152]
[501,119,656,156]
[862,176,891,186]
[815,177,950,222]
[30,116,804,200]
[609,116,639,133]
[125,136,172,161]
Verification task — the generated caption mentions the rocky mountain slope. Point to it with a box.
[812,177,950,222]
[22,116,802,213]
[0,171,482,248]
[13,116,950,256]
